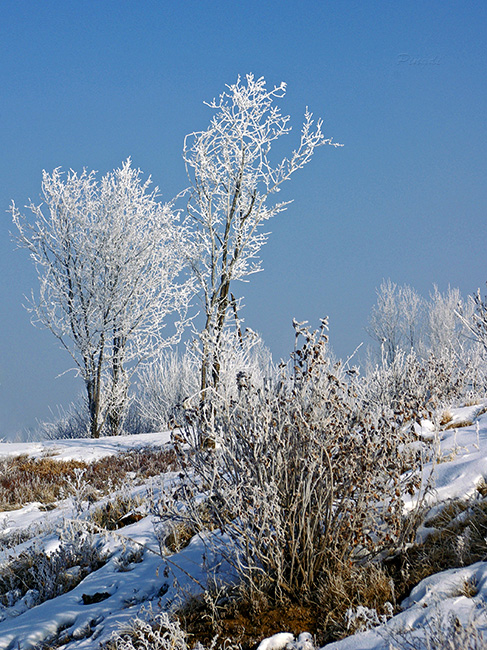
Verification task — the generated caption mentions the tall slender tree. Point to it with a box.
[183,74,339,398]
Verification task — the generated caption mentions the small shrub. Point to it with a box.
[461,577,479,598]
[105,610,218,650]
[37,401,90,439]
[114,543,144,572]
[139,331,273,430]
[163,521,197,553]
[360,348,473,430]
[440,409,453,427]
[0,524,107,612]
[345,602,394,635]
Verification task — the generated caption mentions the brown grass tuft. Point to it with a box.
[90,494,144,531]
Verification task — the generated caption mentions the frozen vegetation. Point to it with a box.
[2,304,487,648]
[7,74,487,648]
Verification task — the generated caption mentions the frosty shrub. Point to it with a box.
[156,320,423,606]
[367,280,425,364]
[345,602,394,634]
[36,401,91,439]
[455,285,487,391]
[386,607,487,650]
[365,282,486,413]
[0,523,106,612]
[138,348,199,429]
[139,329,273,429]
[360,348,476,429]
[37,395,156,440]
[458,285,487,354]
[106,610,217,650]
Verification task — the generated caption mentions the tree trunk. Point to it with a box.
[86,378,101,439]
[107,332,128,436]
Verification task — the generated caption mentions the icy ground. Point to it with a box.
[1,406,487,648]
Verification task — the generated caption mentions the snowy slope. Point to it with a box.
[1,411,487,649]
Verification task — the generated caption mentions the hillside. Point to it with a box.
[1,404,487,648]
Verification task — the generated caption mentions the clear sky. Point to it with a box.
[1,1,486,439]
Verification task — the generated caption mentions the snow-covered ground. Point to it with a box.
[0,430,172,463]
[1,408,487,649]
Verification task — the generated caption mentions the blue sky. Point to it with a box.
[1,1,486,438]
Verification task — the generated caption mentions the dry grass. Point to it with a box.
[164,521,197,553]
[174,561,394,649]
[177,588,316,650]
[461,577,479,598]
[0,446,178,511]
[440,410,454,427]
[0,456,88,510]
[315,562,395,643]
[90,493,144,531]
[477,479,487,498]
[386,498,487,603]
[444,419,474,430]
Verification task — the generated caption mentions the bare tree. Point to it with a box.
[427,285,464,358]
[367,279,424,364]
[11,159,192,437]
[183,74,339,398]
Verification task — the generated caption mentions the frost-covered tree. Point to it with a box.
[367,279,424,364]
[183,74,339,397]
[11,160,191,438]
[427,285,464,358]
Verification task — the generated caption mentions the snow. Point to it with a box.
[257,632,295,650]
[1,408,487,649]
[0,430,172,463]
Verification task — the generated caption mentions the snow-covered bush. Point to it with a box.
[366,281,484,379]
[156,320,423,607]
[37,401,91,439]
[37,396,156,439]
[138,348,199,429]
[345,602,393,634]
[363,283,487,424]
[367,280,425,364]
[0,523,107,614]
